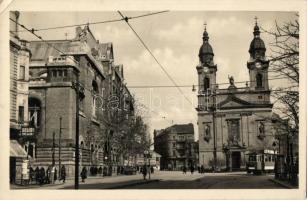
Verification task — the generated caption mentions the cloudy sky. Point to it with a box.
[18,11,297,140]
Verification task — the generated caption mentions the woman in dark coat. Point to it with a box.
[81,167,87,182]
[61,165,66,183]
[35,167,40,184]
[39,167,45,185]
[142,165,147,180]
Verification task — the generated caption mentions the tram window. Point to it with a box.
[265,155,268,162]
[249,156,256,162]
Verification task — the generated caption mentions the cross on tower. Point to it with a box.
[204,21,207,30]
[254,16,258,25]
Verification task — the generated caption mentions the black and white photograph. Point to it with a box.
[0,0,306,200]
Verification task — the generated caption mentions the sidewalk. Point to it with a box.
[268,178,298,189]
[11,173,160,190]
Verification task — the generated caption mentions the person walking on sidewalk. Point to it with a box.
[60,165,66,183]
[183,166,187,174]
[39,167,45,185]
[81,167,87,183]
[190,165,194,175]
[142,165,147,180]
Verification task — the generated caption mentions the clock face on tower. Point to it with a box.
[255,62,262,69]
[204,67,209,73]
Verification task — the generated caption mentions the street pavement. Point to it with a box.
[11,171,288,189]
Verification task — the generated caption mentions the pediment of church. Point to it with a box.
[218,95,252,109]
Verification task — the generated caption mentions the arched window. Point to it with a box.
[28,98,41,128]
[92,80,99,117]
[256,73,263,88]
[204,77,210,91]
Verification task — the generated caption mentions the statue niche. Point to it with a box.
[204,124,211,143]
[227,120,240,146]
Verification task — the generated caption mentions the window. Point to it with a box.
[19,65,25,80]
[256,73,263,88]
[204,77,210,91]
[58,70,63,77]
[63,70,68,77]
[28,98,41,127]
[18,106,24,123]
[258,95,263,99]
[173,143,176,148]
[92,80,99,117]
[52,70,57,77]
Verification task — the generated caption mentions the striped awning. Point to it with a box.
[10,140,27,158]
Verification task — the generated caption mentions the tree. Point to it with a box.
[262,14,299,135]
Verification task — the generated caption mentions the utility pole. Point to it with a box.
[59,117,62,179]
[52,132,55,166]
[73,73,80,189]
[212,90,217,172]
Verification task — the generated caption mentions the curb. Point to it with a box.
[108,179,160,189]
[268,178,296,189]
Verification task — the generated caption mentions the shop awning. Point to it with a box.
[10,140,27,158]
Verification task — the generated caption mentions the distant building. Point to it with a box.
[154,123,198,170]
[196,21,279,171]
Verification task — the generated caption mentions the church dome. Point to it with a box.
[248,20,266,58]
[249,37,266,54]
[199,28,214,64]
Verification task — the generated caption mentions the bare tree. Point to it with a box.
[262,14,299,134]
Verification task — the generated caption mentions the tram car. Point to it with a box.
[246,149,276,174]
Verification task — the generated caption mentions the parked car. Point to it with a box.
[123,166,137,175]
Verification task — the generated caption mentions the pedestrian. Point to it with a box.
[81,167,87,182]
[46,166,51,184]
[35,166,39,184]
[61,165,66,183]
[150,166,154,174]
[54,167,58,182]
[29,167,34,184]
[201,165,205,174]
[198,166,201,173]
[142,165,147,180]
[183,166,187,174]
[39,167,45,185]
[190,165,194,174]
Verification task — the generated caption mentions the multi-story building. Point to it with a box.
[9,11,32,184]
[28,25,134,177]
[154,123,198,170]
[196,21,278,171]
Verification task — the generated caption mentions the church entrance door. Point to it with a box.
[231,151,241,170]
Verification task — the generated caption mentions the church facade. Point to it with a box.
[196,21,277,171]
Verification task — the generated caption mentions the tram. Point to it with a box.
[246,149,276,174]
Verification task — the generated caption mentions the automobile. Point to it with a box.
[123,166,137,175]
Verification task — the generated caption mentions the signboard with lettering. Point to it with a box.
[21,127,35,136]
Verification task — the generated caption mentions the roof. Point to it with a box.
[155,123,194,137]
[29,40,72,61]
[249,37,266,53]
[10,140,27,158]
[170,123,194,134]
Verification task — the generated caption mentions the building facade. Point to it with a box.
[9,11,32,184]
[196,22,277,171]
[28,25,134,177]
[154,123,198,170]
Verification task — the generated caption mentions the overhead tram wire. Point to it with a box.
[9,18,79,65]
[15,11,169,33]
[117,11,194,107]
[126,77,297,89]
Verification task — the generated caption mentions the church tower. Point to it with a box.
[247,18,270,91]
[196,24,217,110]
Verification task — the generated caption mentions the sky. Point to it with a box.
[17,11,297,140]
